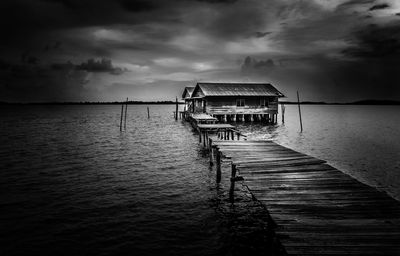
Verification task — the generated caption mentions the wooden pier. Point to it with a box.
[210,140,400,256]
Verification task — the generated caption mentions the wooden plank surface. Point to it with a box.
[212,140,400,256]
[197,124,235,129]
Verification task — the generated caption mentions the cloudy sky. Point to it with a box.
[1,0,400,102]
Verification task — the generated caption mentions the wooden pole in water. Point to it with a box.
[229,164,237,202]
[147,107,150,118]
[119,102,124,132]
[175,97,178,121]
[124,97,128,130]
[216,151,221,183]
[297,91,303,132]
[281,103,285,123]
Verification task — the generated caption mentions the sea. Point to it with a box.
[1,104,399,256]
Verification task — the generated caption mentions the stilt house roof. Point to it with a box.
[182,86,195,99]
[191,82,284,98]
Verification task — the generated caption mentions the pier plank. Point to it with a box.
[212,139,400,256]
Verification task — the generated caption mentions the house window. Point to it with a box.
[260,98,269,107]
[236,99,245,107]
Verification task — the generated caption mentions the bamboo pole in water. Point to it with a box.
[124,98,128,130]
[216,150,221,183]
[297,91,303,132]
[147,107,150,118]
[175,97,178,121]
[229,164,237,202]
[120,103,124,132]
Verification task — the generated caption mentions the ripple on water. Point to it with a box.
[0,105,280,256]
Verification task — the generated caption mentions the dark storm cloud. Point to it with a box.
[241,56,275,75]
[1,0,400,102]
[369,3,390,11]
[337,0,376,8]
[0,62,91,102]
[76,58,125,73]
[51,58,127,74]
[254,32,271,38]
[196,0,237,3]
[119,0,159,12]
[342,22,400,59]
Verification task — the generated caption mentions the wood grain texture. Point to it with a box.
[212,140,400,256]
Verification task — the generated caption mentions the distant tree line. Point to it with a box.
[0,101,185,105]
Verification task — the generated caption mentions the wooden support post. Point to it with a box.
[229,164,237,202]
[227,130,230,140]
[216,151,221,183]
[119,103,124,132]
[203,132,206,147]
[209,142,214,166]
[147,107,150,118]
[199,130,202,143]
[124,98,128,130]
[250,114,254,122]
[231,130,234,140]
[281,104,285,123]
[224,130,227,140]
[175,97,178,121]
[297,91,303,132]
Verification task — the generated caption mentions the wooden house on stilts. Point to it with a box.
[184,82,284,123]
[182,86,195,113]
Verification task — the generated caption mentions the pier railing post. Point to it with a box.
[216,150,221,183]
[229,164,237,202]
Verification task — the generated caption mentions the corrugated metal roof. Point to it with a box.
[196,82,284,97]
[181,86,195,99]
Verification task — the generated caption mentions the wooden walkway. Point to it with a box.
[211,140,400,256]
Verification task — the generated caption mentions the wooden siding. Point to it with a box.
[205,96,278,115]
[192,88,205,98]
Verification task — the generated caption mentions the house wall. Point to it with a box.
[205,96,278,115]
[192,89,204,98]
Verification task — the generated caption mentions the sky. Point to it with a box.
[1,0,400,102]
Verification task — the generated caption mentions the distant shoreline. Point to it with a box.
[280,100,400,105]
[0,99,399,105]
[0,101,185,105]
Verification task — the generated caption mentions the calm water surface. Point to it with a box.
[0,105,275,256]
[1,104,399,255]
[238,105,400,199]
